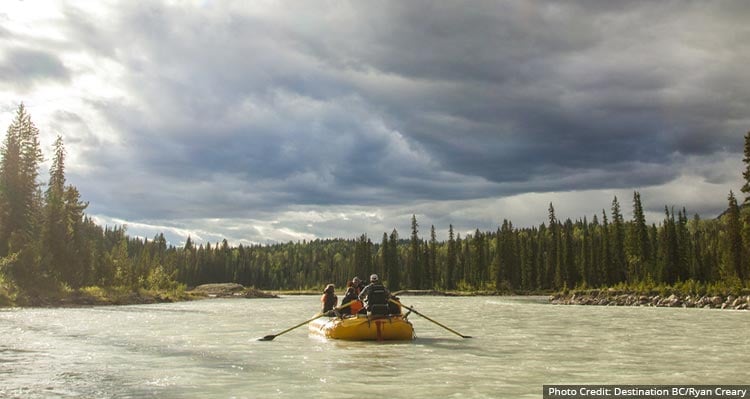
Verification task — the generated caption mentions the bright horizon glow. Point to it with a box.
[1,1,747,246]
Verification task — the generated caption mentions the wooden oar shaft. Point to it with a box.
[276,314,320,336]
[335,300,357,310]
[389,299,471,339]
[259,300,358,341]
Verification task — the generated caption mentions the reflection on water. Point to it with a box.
[1,296,748,398]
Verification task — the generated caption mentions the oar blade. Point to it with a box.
[257,312,323,342]
[390,299,472,339]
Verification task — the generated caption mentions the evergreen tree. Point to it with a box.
[535,223,549,289]
[579,217,590,286]
[0,113,24,256]
[428,225,437,289]
[380,232,389,282]
[520,231,535,290]
[610,196,627,283]
[600,210,612,285]
[588,215,601,287]
[456,233,466,285]
[111,233,134,288]
[471,229,486,289]
[739,131,750,279]
[548,204,561,288]
[676,208,691,281]
[659,206,679,284]
[446,225,457,290]
[420,239,430,289]
[408,214,421,289]
[493,227,504,289]
[43,136,69,281]
[742,131,750,204]
[0,104,43,285]
[724,191,743,280]
[1,105,41,249]
[353,233,372,279]
[628,191,651,282]
[561,218,576,288]
[387,229,401,290]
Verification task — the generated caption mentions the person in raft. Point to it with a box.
[351,276,366,314]
[321,284,338,316]
[340,280,365,316]
[358,274,391,316]
[351,276,366,295]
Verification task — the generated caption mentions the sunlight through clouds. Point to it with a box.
[2,1,748,244]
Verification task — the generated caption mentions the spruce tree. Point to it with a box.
[536,223,548,289]
[471,229,485,289]
[562,218,576,288]
[387,229,401,290]
[446,225,457,290]
[740,131,750,279]
[676,208,691,281]
[589,214,601,287]
[582,217,593,287]
[43,136,69,281]
[353,233,371,279]
[0,104,43,253]
[0,104,43,285]
[610,196,626,283]
[628,191,651,282]
[724,191,743,280]
[493,226,504,289]
[456,233,466,284]
[428,225,437,289]
[600,210,612,285]
[659,206,680,284]
[741,131,750,203]
[548,204,561,288]
[0,112,24,257]
[380,232,389,282]
[408,215,421,289]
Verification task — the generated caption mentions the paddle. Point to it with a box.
[258,300,356,341]
[389,298,472,339]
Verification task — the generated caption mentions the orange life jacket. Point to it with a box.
[350,299,364,314]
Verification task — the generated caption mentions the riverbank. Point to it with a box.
[550,289,750,310]
[0,283,278,308]
[6,286,200,307]
[269,289,532,296]
[188,283,279,299]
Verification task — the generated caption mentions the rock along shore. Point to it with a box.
[188,283,279,299]
[549,290,750,310]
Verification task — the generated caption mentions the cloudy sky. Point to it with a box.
[1,1,749,245]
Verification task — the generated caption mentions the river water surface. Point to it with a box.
[1,296,748,398]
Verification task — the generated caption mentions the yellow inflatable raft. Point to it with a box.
[309,315,415,341]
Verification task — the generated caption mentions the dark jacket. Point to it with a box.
[358,282,390,310]
[340,287,358,315]
[321,292,338,313]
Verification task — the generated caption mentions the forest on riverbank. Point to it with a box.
[1,105,749,306]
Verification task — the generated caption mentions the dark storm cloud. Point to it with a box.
[0,47,70,89]
[54,1,750,225]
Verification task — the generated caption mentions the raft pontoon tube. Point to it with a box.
[309,314,414,341]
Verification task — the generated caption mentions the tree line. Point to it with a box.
[1,105,749,301]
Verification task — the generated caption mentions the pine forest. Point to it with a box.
[1,105,750,305]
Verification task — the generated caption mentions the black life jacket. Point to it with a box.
[367,284,387,306]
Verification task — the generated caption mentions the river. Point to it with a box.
[1,296,748,398]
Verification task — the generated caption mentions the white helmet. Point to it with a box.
[370,274,379,282]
